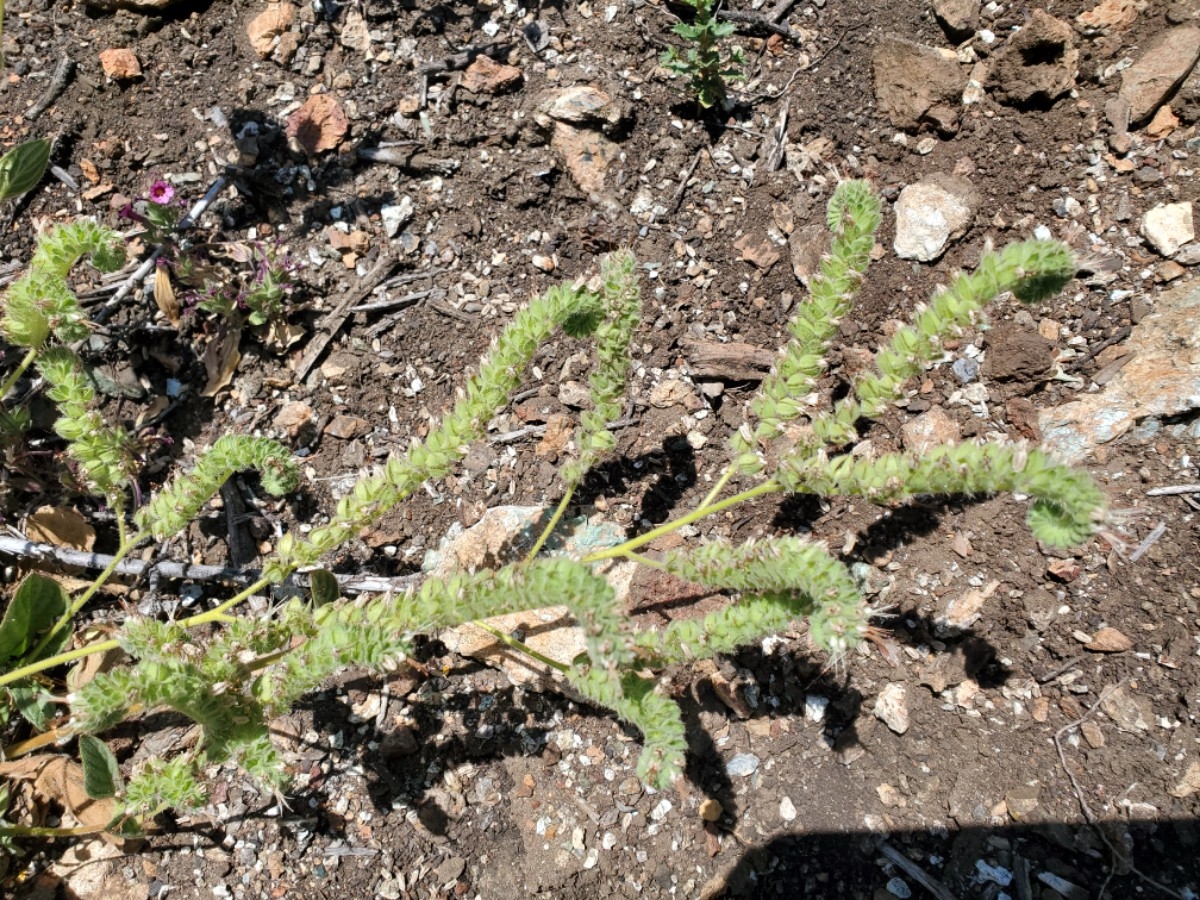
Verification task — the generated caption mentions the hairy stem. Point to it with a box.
[473,620,569,673]
[525,484,576,563]
[30,534,140,660]
[0,346,38,402]
[584,480,779,563]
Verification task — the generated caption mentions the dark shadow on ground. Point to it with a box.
[705,818,1200,899]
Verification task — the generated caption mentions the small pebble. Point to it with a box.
[886,877,913,898]
[725,753,760,777]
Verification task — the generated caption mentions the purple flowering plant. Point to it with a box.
[192,242,297,328]
[120,178,183,243]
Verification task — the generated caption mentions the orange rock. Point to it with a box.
[247,2,297,59]
[1146,104,1180,138]
[286,93,348,154]
[99,48,142,80]
[1088,626,1133,653]
[461,55,523,94]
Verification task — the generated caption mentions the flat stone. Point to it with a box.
[1119,26,1200,125]
[893,173,980,261]
[1005,785,1040,820]
[789,222,827,287]
[98,48,142,80]
[550,121,619,194]
[1141,202,1195,257]
[901,405,960,454]
[324,414,369,440]
[461,55,523,94]
[1040,279,1200,462]
[339,8,369,51]
[537,85,628,128]
[273,401,314,440]
[986,10,1078,108]
[1088,626,1133,653]
[872,683,910,734]
[872,37,965,132]
[649,378,702,410]
[1076,0,1139,34]
[933,0,980,39]
[247,3,296,60]
[1099,684,1153,733]
[558,380,591,408]
[1170,761,1200,799]
[725,753,760,777]
[381,196,414,238]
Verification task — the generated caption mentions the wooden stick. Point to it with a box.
[292,253,399,380]
[877,842,960,900]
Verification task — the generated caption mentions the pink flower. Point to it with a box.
[148,180,175,204]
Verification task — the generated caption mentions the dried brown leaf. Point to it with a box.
[201,323,242,397]
[26,506,96,551]
[154,265,181,326]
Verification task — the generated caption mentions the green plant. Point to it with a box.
[0,182,1106,844]
[0,139,51,202]
[661,0,745,109]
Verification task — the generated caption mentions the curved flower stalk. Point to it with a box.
[809,238,1076,447]
[562,249,641,487]
[135,436,299,540]
[730,179,881,474]
[659,537,867,656]
[779,441,1105,548]
[36,347,136,504]
[0,220,125,400]
[267,281,604,579]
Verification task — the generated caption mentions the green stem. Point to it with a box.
[0,345,38,403]
[30,533,140,661]
[525,484,576,563]
[583,480,780,563]
[0,638,120,689]
[473,620,569,673]
[0,575,273,690]
[181,576,273,628]
[696,464,734,511]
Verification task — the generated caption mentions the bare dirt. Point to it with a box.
[2,0,1200,898]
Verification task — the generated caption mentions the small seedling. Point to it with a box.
[661,0,745,109]
[0,182,1106,846]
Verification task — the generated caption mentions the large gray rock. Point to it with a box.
[872,36,965,133]
[986,10,1078,107]
[893,173,980,262]
[1119,26,1200,125]
[1039,278,1200,462]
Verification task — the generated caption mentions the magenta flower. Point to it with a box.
[148,180,175,204]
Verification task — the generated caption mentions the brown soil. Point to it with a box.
[2,0,1199,898]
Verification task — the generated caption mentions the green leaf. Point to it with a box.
[9,683,54,730]
[79,734,123,799]
[309,569,340,606]
[0,138,51,201]
[0,573,69,663]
